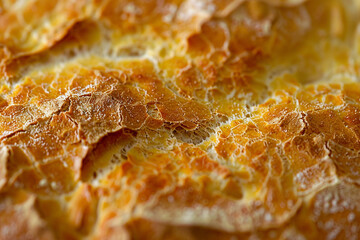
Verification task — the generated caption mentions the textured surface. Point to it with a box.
[1,0,360,239]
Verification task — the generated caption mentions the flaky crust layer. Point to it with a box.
[1,0,360,239]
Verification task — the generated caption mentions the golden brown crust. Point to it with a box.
[0,0,360,239]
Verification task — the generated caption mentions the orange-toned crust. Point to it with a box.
[0,0,360,239]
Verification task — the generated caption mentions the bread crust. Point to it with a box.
[0,0,360,239]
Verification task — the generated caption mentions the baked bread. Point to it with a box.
[0,0,360,239]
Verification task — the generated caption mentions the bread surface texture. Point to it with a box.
[1,0,360,239]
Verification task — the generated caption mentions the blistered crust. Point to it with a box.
[0,0,360,239]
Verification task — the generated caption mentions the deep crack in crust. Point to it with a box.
[0,0,360,239]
